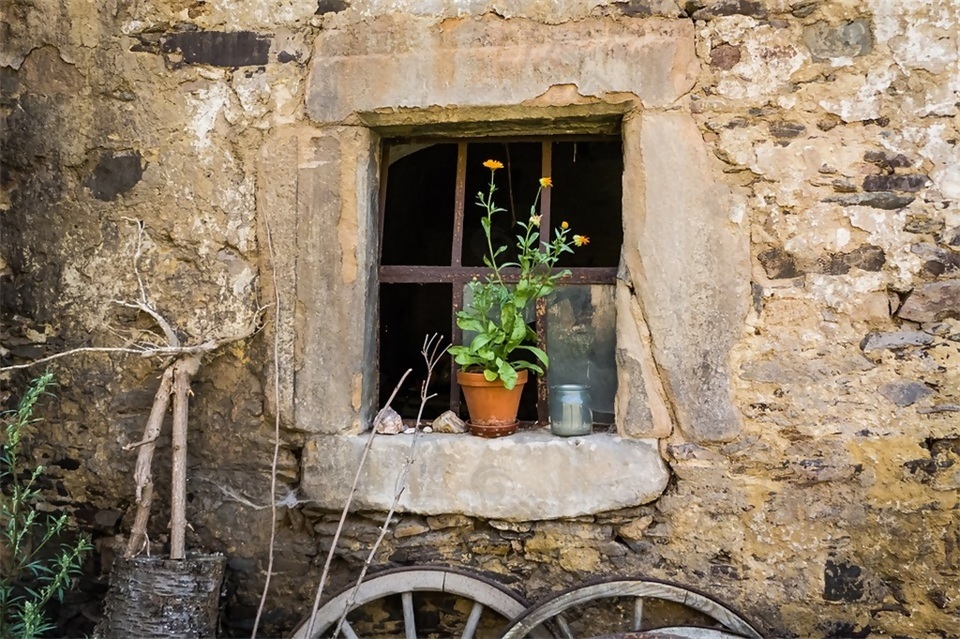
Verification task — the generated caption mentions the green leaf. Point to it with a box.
[513,361,545,375]
[516,344,549,367]
[498,361,518,390]
[470,333,493,351]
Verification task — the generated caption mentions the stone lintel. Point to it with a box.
[300,432,669,521]
[306,15,698,123]
[356,102,629,137]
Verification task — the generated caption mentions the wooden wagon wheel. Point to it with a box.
[289,566,551,639]
[498,578,764,639]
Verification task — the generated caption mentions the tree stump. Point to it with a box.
[97,555,226,638]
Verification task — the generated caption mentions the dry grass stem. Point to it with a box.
[330,334,447,638]
[303,368,413,639]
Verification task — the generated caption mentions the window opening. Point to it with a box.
[378,136,622,426]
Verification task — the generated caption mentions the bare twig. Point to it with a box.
[252,196,285,639]
[115,300,180,349]
[121,435,160,451]
[0,306,268,374]
[118,219,181,348]
[0,347,149,372]
[331,335,447,638]
[303,369,413,639]
[124,366,175,559]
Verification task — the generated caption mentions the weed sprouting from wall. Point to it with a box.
[0,372,92,639]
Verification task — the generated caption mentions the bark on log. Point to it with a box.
[124,366,174,558]
[97,555,226,639]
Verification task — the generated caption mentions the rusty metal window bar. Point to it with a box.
[378,136,622,426]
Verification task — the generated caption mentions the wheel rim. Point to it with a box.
[499,578,763,639]
[290,566,541,639]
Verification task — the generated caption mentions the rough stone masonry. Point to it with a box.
[2,0,960,637]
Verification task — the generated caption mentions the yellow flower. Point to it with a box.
[539,177,552,188]
[483,159,504,170]
[529,214,542,227]
[574,234,590,247]
[561,221,569,229]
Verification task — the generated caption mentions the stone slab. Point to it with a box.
[300,432,669,521]
[306,15,697,123]
[294,128,380,433]
[628,112,750,442]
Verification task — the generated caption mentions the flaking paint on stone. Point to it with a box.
[5,1,960,637]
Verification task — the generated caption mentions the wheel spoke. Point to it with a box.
[632,596,644,631]
[402,591,417,639]
[556,613,576,639]
[340,620,360,639]
[460,600,484,639]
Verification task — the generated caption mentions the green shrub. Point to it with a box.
[1,372,92,638]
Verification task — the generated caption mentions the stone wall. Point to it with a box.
[2,0,959,637]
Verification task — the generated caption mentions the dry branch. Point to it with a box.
[170,356,200,560]
[303,368,413,639]
[124,366,175,559]
[331,334,446,638]
[251,188,285,639]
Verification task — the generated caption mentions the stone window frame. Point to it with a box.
[261,15,749,519]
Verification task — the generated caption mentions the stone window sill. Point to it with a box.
[301,431,668,521]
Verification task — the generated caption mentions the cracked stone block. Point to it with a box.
[306,15,698,122]
[689,0,768,20]
[823,192,915,210]
[860,330,934,352]
[301,432,668,520]
[863,174,929,193]
[758,247,803,279]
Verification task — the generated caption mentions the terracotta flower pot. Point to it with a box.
[457,369,528,438]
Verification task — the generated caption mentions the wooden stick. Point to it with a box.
[124,481,153,559]
[124,366,175,559]
[169,356,199,560]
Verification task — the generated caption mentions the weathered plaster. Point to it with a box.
[6,0,960,636]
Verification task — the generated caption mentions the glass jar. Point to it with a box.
[549,384,592,437]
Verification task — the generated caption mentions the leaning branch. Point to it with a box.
[0,307,268,375]
[124,366,175,559]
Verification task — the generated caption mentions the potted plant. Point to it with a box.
[449,159,589,437]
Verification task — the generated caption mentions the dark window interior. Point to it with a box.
[378,137,622,424]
